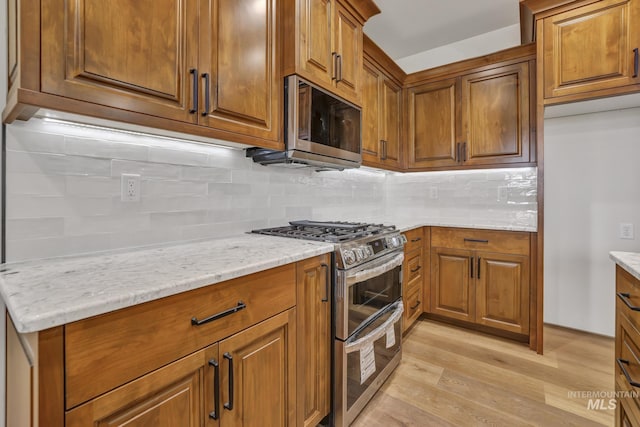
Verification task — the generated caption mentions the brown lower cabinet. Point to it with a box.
[402,227,428,332]
[296,254,331,427]
[429,227,531,337]
[6,257,332,427]
[615,265,640,426]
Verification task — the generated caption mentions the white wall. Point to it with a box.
[544,107,640,336]
[395,24,521,73]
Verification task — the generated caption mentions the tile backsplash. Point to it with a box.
[5,119,537,262]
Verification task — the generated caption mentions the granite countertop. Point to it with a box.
[610,251,640,281]
[1,219,536,334]
[366,217,536,233]
[0,234,334,333]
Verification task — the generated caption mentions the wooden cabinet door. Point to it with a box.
[299,0,334,87]
[542,0,640,101]
[41,0,199,123]
[381,78,402,168]
[219,309,296,427]
[199,0,280,142]
[475,252,530,335]
[407,79,460,169]
[430,247,474,322]
[461,62,530,166]
[361,60,382,164]
[333,1,362,103]
[296,255,331,427]
[66,349,207,427]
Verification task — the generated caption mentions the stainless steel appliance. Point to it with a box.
[251,221,406,426]
[246,76,362,170]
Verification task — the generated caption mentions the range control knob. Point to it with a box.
[343,250,356,266]
[364,245,373,257]
[354,247,365,261]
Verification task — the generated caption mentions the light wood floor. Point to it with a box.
[353,318,615,427]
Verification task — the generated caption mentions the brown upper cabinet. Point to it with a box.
[541,0,640,103]
[405,44,536,171]
[523,0,640,104]
[282,0,380,106]
[362,36,405,170]
[8,0,282,149]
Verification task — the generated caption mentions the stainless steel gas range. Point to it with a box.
[252,221,406,426]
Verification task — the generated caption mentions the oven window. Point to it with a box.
[346,319,401,410]
[347,264,401,337]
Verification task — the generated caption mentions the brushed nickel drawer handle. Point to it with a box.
[617,292,640,312]
[191,301,246,326]
[617,358,640,388]
[464,238,489,243]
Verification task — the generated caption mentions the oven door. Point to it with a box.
[335,251,404,341]
[334,300,403,427]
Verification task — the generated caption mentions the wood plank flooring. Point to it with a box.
[353,319,615,427]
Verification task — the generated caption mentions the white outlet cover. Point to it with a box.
[121,173,141,202]
[620,223,635,240]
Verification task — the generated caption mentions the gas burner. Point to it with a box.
[251,220,397,244]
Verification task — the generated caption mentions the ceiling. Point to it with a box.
[364,0,521,60]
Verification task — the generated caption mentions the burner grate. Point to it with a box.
[251,220,396,243]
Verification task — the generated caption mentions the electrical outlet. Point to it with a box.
[498,186,509,202]
[121,173,140,202]
[620,223,635,240]
[429,187,438,199]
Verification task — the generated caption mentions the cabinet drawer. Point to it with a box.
[405,248,423,286]
[431,227,530,255]
[404,228,424,252]
[617,375,640,427]
[618,266,640,328]
[403,286,422,331]
[617,312,640,409]
[65,264,296,409]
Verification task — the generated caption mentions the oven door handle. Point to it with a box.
[344,301,404,353]
[346,253,404,286]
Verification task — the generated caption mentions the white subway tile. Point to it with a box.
[65,136,148,161]
[148,147,208,166]
[64,214,151,235]
[7,173,66,196]
[6,127,66,154]
[111,159,182,180]
[6,218,65,241]
[65,176,120,197]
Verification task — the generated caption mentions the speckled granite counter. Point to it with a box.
[1,218,537,334]
[364,217,536,233]
[610,251,640,281]
[0,235,334,333]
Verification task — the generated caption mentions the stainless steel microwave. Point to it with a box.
[247,75,362,170]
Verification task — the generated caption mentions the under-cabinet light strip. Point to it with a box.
[40,117,242,151]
